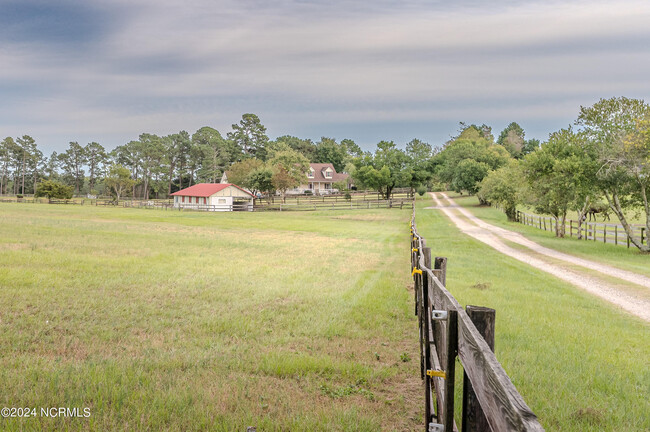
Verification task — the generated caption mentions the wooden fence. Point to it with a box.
[411,213,544,432]
[254,198,413,212]
[516,211,647,248]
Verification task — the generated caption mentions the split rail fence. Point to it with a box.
[410,212,543,432]
[516,211,647,248]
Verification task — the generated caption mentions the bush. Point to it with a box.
[304,190,313,195]
[416,185,427,196]
[35,180,73,199]
[344,192,351,201]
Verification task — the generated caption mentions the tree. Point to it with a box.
[58,141,87,194]
[226,159,264,188]
[497,122,526,158]
[193,127,234,184]
[247,167,275,198]
[85,142,107,193]
[16,135,37,194]
[452,159,490,196]
[35,180,73,199]
[105,165,135,203]
[522,138,540,156]
[44,151,60,181]
[164,131,191,193]
[352,141,410,198]
[227,113,269,160]
[315,137,348,172]
[272,136,317,161]
[478,161,526,221]
[341,138,363,158]
[405,138,434,195]
[0,137,18,195]
[434,126,511,194]
[269,148,309,202]
[576,97,650,251]
[135,134,165,200]
[523,127,595,237]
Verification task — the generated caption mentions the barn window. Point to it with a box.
[203,197,207,204]
[218,198,226,204]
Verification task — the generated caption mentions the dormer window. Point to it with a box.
[324,168,332,178]
[308,168,315,178]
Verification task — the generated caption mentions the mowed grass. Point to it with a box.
[447,194,650,277]
[415,198,650,432]
[0,203,420,431]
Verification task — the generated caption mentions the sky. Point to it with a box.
[1,0,650,154]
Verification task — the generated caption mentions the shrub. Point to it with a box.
[34,180,73,199]
[416,185,427,196]
[344,192,351,201]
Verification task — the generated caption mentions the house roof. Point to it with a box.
[308,163,349,183]
[170,183,254,197]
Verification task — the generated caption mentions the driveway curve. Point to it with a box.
[429,192,650,322]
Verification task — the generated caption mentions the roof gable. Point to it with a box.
[170,183,254,197]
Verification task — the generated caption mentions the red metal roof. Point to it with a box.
[170,183,253,197]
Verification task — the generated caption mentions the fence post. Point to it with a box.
[434,257,447,287]
[461,306,496,432]
[444,309,458,432]
[422,247,434,430]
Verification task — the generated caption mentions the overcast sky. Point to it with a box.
[2,0,650,153]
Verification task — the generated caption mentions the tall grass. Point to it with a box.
[0,203,420,431]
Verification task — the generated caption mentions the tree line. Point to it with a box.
[437,97,649,253]
[0,113,440,203]
[0,114,363,199]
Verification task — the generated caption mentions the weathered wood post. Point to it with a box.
[422,246,433,430]
[444,309,458,432]
[434,257,447,287]
[462,306,496,432]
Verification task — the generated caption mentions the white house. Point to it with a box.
[289,163,350,195]
[171,183,254,211]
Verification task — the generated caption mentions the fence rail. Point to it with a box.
[255,198,413,211]
[411,212,544,431]
[516,211,647,248]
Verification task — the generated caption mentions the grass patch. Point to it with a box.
[416,198,649,432]
[0,203,419,431]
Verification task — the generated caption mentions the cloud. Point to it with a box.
[1,0,649,151]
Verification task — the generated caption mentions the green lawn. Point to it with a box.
[0,203,420,431]
[415,198,650,431]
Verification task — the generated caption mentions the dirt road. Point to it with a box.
[429,192,650,322]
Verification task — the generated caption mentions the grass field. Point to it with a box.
[415,196,650,431]
[0,203,420,431]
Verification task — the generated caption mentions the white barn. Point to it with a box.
[171,183,254,211]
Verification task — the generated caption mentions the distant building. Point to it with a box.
[290,163,350,195]
[171,183,254,211]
